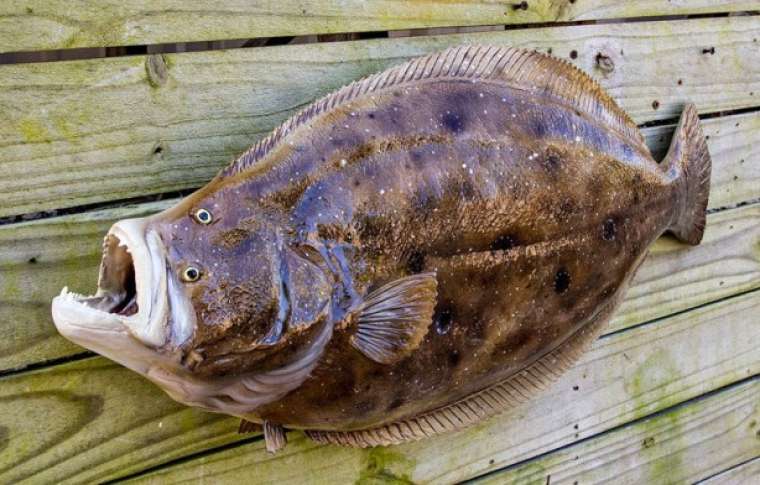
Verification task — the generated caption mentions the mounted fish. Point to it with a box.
[51,45,711,453]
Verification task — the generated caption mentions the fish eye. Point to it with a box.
[181,266,201,282]
[193,208,213,225]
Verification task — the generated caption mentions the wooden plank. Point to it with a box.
[1,15,759,217]
[474,378,760,485]
[700,456,760,484]
[1,1,757,53]
[120,290,760,484]
[0,121,758,372]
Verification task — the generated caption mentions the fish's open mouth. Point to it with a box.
[80,232,139,317]
[52,218,173,359]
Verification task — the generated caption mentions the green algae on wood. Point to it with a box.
[475,378,760,484]
[1,16,760,217]
[1,1,758,53]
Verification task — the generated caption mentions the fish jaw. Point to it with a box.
[51,217,183,372]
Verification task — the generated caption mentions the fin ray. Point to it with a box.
[349,272,437,364]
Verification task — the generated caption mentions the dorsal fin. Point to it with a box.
[222,44,644,178]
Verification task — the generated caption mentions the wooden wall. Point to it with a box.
[0,2,758,483]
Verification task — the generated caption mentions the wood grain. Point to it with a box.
[474,378,760,485]
[1,16,759,217]
[1,106,757,373]
[122,290,760,484]
[1,1,757,53]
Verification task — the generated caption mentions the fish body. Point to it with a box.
[52,46,711,451]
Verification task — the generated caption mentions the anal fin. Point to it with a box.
[263,421,287,453]
[238,419,262,434]
[349,272,437,364]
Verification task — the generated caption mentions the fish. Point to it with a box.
[51,45,711,453]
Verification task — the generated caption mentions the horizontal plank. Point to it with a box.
[1,15,759,217]
[124,290,760,484]
[475,378,760,485]
[1,107,757,373]
[700,456,760,484]
[1,1,757,53]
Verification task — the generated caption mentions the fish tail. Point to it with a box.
[663,103,712,245]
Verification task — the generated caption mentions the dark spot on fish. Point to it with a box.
[214,228,250,249]
[406,250,426,274]
[531,118,548,137]
[572,385,579,391]
[652,100,660,110]
[353,179,361,187]
[490,234,518,251]
[554,268,571,294]
[410,149,423,163]
[387,397,404,410]
[547,47,553,55]
[448,349,460,366]
[602,218,616,241]
[702,47,715,55]
[28,257,37,264]
[368,113,375,119]
[600,284,616,299]
[543,152,561,171]
[558,199,576,218]
[677,79,683,86]
[441,111,465,134]
[354,400,375,414]
[512,1,528,10]
[436,306,454,335]
[570,50,578,60]
[153,144,163,155]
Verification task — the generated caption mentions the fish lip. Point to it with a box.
[51,217,171,351]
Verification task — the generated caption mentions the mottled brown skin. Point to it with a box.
[145,76,678,431]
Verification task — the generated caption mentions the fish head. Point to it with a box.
[52,185,334,404]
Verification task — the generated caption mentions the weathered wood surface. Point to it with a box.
[701,456,760,484]
[475,378,760,485]
[1,1,757,53]
[2,107,757,373]
[1,15,759,217]
[118,290,760,484]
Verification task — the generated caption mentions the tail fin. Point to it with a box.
[663,103,712,245]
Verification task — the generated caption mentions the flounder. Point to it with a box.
[52,45,711,453]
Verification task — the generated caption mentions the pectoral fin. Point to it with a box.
[349,272,437,364]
